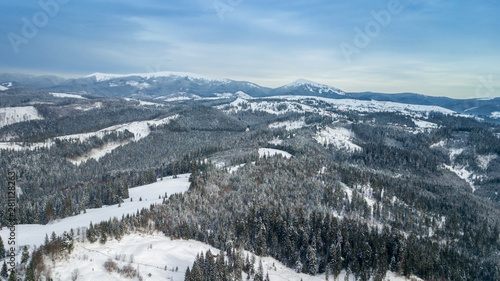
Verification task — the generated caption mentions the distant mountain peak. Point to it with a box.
[282,79,345,95]
[84,71,230,83]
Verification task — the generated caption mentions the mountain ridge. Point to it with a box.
[1,72,500,119]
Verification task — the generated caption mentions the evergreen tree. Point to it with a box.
[21,246,30,264]
[0,261,7,278]
[184,266,191,281]
[306,242,318,275]
[0,237,5,259]
[87,222,97,243]
[7,271,16,281]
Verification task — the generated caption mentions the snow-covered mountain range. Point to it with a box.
[1,71,500,119]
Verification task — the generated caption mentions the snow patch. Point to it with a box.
[477,154,497,170]
[268,137,283,146]
[49,92,87,99]
[258,148,292,159]
[491,111,500,119]
[0,174,190,248]
[0,106,44,128]
[314,127,362,152]
[269,119,307,131]
[125,80,151,89]
[413,119,438,129]
[74,102,103,111]
[430,140,445,149]
[0,85,8,91]
[443,165,476,192]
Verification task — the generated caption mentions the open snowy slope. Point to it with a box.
[0,106,44,128]
[0,115,178,163]
[46,233,417,281]
[0,174,190,248]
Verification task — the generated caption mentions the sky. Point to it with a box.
[1,0,499,99]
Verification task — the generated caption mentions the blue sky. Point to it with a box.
[1,0,499,98]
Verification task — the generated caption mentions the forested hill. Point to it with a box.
[0,88,499,280]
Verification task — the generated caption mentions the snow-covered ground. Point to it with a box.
[74,102,103,111]
[85,71,230,83]
[258,148,292,159]
[46,232,416,281]
[124,98,165,107]
[477,154,497,170]
[220,98,323,116]
[443,165,476,192]
[269,119,307,131]
[49,92,87,99]
[0,115,178,163]
[0,174,190,248]
[413,119,438,129]
[283,79,345,95]
[314,127,362,152]
[0,85,8,91]
[491,111,500,119]
[276,96,455,116]
[0,106,44,128]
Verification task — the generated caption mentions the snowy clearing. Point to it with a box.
[49,92,87,99]
[477,154,497,170]
[74,102,103,111]
[124,98,165,107]
[0,174,190,248]
[0,115,179,162]
[258,148,292,159]
[269,119,307,131]
[47,232,415,281]
[491,111,500,119]
[443,165,476,192]
[413,119,438,129]
[0,106,44,128]
[314,127,362,152]
[275,96,455,116]
[0,85,8,91]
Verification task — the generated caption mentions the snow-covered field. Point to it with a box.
[477,154,497,170]
[0,174,190,248]
[258,148,292,159]
[49,92,87,99]
[269,119,307,131]
[46,233,415,281]
[0,106,44,128]
[276,96,455,116]
[443,164,476,192]
[0,115,178,163]
[491,111,500,119]
[314,127,362,152]
[74,102,103,111]
[0,85,8,91]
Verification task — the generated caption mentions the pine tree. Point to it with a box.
[185,266,191,281]
[306,242,318,275]
[87,222,97,243]
[7,271,16,281]
[0,236,5,258]
[1,261,7,278]
[21,245,30,264]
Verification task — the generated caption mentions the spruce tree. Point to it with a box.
[0,236,5,258]
[0,261,7,278]
[21,246,30,264]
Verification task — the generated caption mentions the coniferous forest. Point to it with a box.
[0,89,499,280]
